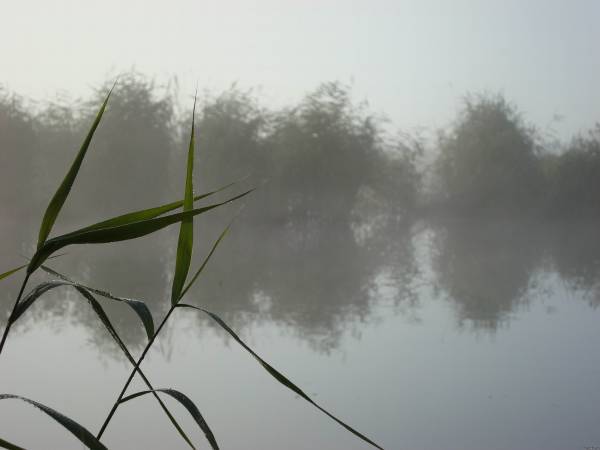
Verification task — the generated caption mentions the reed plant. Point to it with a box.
[0,82,383,449]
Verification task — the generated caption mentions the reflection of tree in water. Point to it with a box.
[430,219,545,330]
[547,221,600,308]
[13,216,600,355]
[1,211,418,356]
[183,207,419,353]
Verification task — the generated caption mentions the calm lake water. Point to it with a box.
[1,212,600,449]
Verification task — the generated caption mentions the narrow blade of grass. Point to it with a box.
[6,280,194,448]
[28,189,254,273]
[0,264,28,283]
[11,281,153,343]
[37,83,116,248]
[177,304,384,450]
[179,218,236,300]
[0,255,66,284]
[71,286,196,449]
[10,282,59,322]
[120,388,219,450]
[77,178,242,233]
[0,394,108,450]
[171,95,197,305]
[0,436,26,450]
[40,266,154,340]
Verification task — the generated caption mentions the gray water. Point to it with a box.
[1,213,600,450]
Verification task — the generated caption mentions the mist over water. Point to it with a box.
[1,74,600,449]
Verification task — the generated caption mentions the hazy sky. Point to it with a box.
[2,0,599,138]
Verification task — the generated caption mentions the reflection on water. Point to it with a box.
[431,219,545,330]
[1,197,420,354]
[3,207,600,448]
[5,212,600,351]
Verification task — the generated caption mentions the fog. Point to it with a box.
[2,0,599,137]
[2,2,600,449]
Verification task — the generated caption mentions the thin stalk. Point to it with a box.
[97,306,176,440]
[134,369,194,449]
[0,273,31,355]
[104,303,194,449]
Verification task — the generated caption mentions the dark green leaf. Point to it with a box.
[70,286,196,449]
[28,190,253,273]
[177,304,383,450]
[120,388,219,450]
[11,282,60,322]
[0,255,66,284]
[0,436,26,450]
[171,95,197,305]
[39,266,154,340]
[37,83,115,248]
[0,394,107,450]
[12,280,153,342]
[0,264,28,283]
[7,280,194,449]
[179,219,234,300]
[77,178,241,233]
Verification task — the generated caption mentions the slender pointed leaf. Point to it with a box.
[70,286,196,450]
[6,280,194,449]
[171,95,197,305]
[0,264,27,283]
[0,394,107,450]
[11,280,153,342]
[77,178,242,233]
[28,189,253,273]
[0,437,26,450]
[0,255,66,284]
[37,84,115,248]
[120,388,219,450]
[10,282,60,322]
[39,266,154,339]
[179,220,234,300]
[9,280,132,361]
[177,304,384,450]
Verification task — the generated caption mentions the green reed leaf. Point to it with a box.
[177,304,384,450]
[0,436,26,450]
[0,254,66,284]
[39,267,155,340]
[12,280,153,342]
[0,264,28,283]
[0,394,108,450]
[5,280,194,448]
[77,178,242,234]
[8,280,131,358]
[27,190,253,273]
[120,388,219,450]
[179,219,234,300]
[71,286,196,449]
[171,95,197,305]
[10,282,58,322]
[37,83,115,249]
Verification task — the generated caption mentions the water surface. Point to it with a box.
[1,215,600,450]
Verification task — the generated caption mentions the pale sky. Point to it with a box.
[1,0,599,138]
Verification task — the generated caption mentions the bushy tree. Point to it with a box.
[193,87,268,192]
[0,89,38,221]
[544,125,600,218]
[265,82,419,228]
[434,94,544,216]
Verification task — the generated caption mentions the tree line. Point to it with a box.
[430,94,600,219]
[1,73,599,228]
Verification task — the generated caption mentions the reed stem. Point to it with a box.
[0,273,31,355]
[97,305,176,439]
